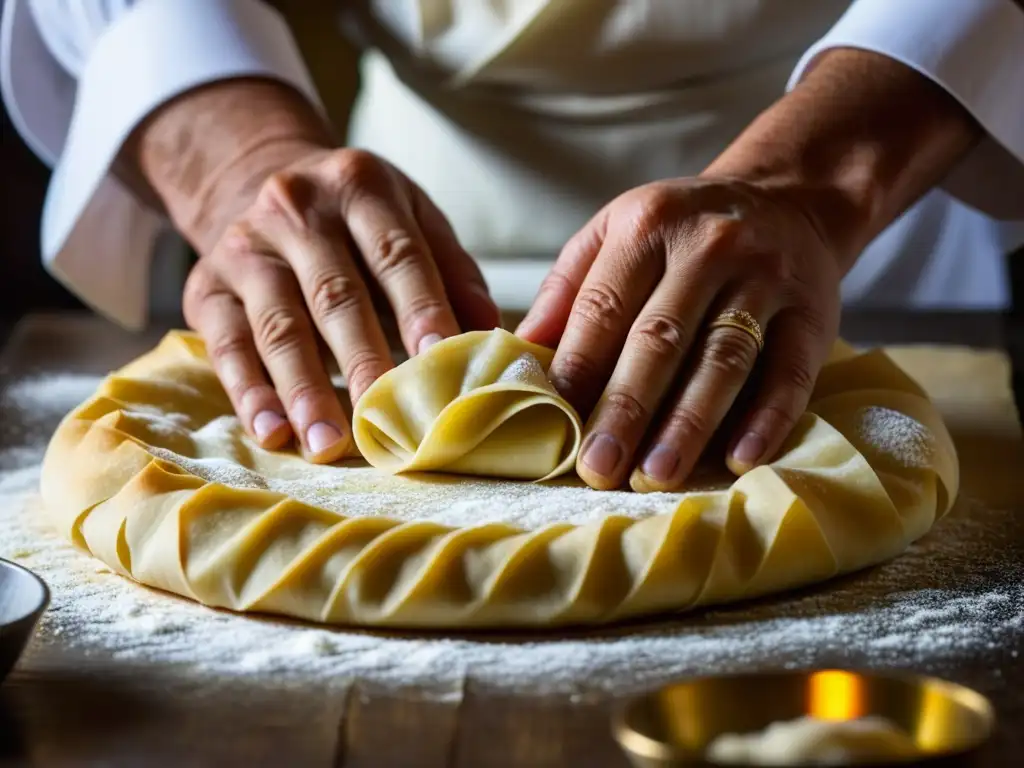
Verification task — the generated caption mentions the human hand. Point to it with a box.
[516,177,843,491]
[182,145,500,462]
[129,80,498,463]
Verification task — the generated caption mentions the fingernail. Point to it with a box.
[418,333,443,355]
[641,444,680,483]
[581,433,623,478]
[732,432,767,468]
[306,421,344,455]
[252,410,288,443]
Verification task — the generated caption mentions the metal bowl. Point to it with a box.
[0,558,49,683]
[613,669,995,767]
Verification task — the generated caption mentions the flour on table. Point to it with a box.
[3,373,1022,697]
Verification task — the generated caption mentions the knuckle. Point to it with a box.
[218,222,261,257]
[330,149,381,188]
[631,313,689,358]
[207,332,251,364]
[549,351,602,401]
[344,350,387,395]
[796,307,830,340]
[252,305,304,357]
[634,186,679,226]
[257,172,298,212]
[537,270,577,301]
[367,229,424,277]
[310,272,363,319]
[256,172,316,228]
[782,357,817,395]
[757,402,800,434]
[281,378,326,412]
[603,390,649,425]
[398,293,449,328]
[700,216,743,252]
[573,285,628,332]
[702,330,758,377]
[663,405,711,441]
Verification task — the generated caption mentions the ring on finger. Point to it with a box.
[708,308,764,352]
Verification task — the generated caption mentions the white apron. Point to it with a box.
[342,0,1019,310]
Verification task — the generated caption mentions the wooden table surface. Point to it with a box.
[1,313,1022,768]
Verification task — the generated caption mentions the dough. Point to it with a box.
[353,330,581,481]
[706,715,919,764]
[40,329,958,628]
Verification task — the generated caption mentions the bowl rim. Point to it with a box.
[611,667,997,765]
[0,556,51,630]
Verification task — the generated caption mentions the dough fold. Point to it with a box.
[40,329,958,628]
[352,330,582,481]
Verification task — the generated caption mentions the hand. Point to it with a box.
[182,145,500,462]
[516,177,843,491]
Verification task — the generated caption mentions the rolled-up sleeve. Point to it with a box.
[0,0,321,328]
[788,0,1024,222]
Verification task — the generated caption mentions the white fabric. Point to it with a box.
[0,0,320,327]
[788,0,1024,309]
[2,0,1023,325]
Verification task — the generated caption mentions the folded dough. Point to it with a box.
[39,329,959,628]
[352,329,581,481]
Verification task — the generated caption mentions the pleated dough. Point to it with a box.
[39,329,958,628]
[352,330,581,481]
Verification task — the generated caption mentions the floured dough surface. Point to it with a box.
[353,330,582,481]
[707,715,919,765]
[40,329,958,628]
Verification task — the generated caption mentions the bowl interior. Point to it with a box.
[616,669,995,765]
[0,560,48,627]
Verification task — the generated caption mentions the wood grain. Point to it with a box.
[1,313,1021,768]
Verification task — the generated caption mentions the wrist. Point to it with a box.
[126,78,334,254]
[704,49,980,272]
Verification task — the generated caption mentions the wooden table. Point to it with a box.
[1,313,1022,768]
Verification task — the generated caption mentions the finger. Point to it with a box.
[628,296,773,493]
[547,234,664,424]
[515,207,608,347]
[725,307,835,475]
[258,174,395,404]
[575,269,726,490]
[183,268,292,450]
[337,156,461,355]
[230,251,353,464]
[411,183,501,331]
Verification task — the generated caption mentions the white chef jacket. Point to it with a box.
[3,0,1023,329]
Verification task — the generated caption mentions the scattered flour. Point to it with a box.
[496,353,548,386]
[855,406,935,468]
[2,373,1022,698]
[145,410,700,529]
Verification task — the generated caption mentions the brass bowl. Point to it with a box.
[613,669,995,767]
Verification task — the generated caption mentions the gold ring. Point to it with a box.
[709,309,764,352]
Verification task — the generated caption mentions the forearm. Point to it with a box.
[706,48,982,272]
[124,78,335,255]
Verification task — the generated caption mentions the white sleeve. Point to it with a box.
[788,0,1024,222]
[0,0,322,329]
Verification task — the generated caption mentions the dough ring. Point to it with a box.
[41,329,958,628]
